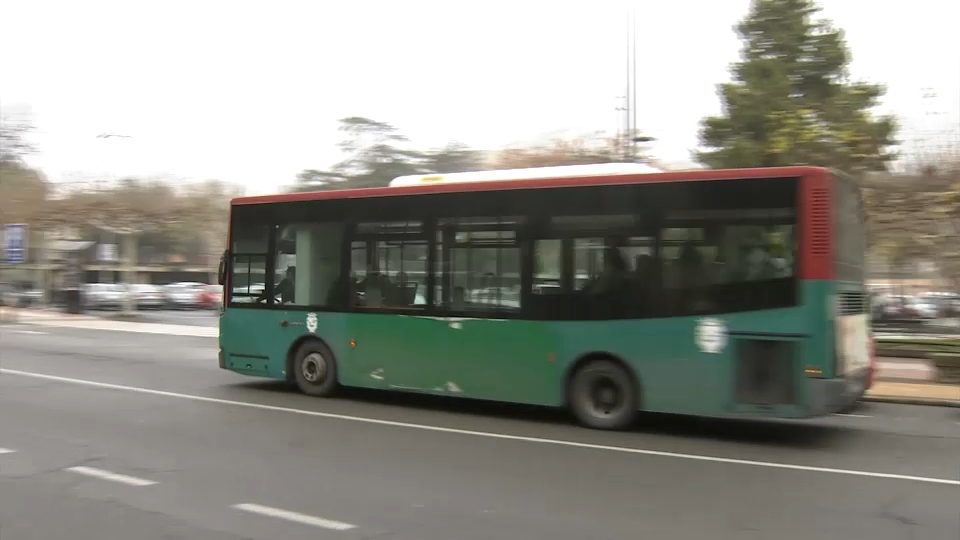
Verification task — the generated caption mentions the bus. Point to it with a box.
[217,164,874,430]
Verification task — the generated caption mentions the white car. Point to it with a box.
[82,283,126,310]
[128,284,165,309]
[163,282,206,309]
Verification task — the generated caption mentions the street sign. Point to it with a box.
[3,224,26,264]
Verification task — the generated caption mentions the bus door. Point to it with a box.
[437,315,558,404]
[428,219,559,404]
[345,227,446,391]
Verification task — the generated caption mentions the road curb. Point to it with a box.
[863,395,960,408]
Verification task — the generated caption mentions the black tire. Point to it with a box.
[568,359,638,430]
[292,340,339,397]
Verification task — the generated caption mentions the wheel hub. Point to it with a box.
[302,353,327,383]
[590,378,623,415]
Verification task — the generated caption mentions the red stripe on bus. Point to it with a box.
[231,166,830,206]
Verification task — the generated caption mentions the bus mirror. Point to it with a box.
[217,250,228,285]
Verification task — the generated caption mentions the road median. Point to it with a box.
[875,336,960,384]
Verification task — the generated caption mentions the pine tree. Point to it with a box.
[696,0,897,173]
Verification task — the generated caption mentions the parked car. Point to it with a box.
[127,283,165,310]
[0,282,16,307]
[0,281,42,308]
[82,283,127,310]
[163,282,206,309]
[198,284,223,310]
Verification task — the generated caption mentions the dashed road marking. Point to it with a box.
[833,413,872,418]
[232,503,356,531]
[2,368,959,488]
[0,448,16,455]
[12,329,47,335]
[64,466,158,487]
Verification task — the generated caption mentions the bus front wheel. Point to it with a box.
[569,359,638,430]
[292,340,339,397]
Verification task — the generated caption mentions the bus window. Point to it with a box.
[434,217,522,314]
[660,213,796,316]
[229,223,269,304]
[270,222,345,308]
[351,221,426,309]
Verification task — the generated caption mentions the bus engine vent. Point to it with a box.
[838,291,867,315]
[809,188,830,258]
[734,339,798,406]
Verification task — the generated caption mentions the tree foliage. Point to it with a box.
[863,153,960,289]
[0,111,36,164]
[696,0,897,173]
[54,178,183,235]
[0,113,49,227]
[291,119,651,192]
[293,117,487,192]
[0,162,50,226]
[489,132,640,169]
[294,117,410,191]
[165,179,243,254]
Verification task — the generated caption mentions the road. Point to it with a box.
[1,324,959,539]
[90,308,220,327]
[27,307,945,381]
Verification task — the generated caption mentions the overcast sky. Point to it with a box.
[2,0,958,195]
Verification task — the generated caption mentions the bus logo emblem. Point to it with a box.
[306,313,318,333]
[695,318,727,354]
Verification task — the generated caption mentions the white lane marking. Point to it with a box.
[64,466,158,487]
[232,503,356,531]
[13,330,47,335]
[833,413,872,418]
[0,448,17,454]
[2,368,958,487]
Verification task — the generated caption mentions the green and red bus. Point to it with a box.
[217,163,874,430]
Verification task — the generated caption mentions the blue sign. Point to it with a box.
[4,224,26,264]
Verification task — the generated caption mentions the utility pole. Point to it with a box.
[617,2,650,162]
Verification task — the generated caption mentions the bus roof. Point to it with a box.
[233,165,829,206]
[388,163,663,187]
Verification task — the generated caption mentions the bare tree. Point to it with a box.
[488,132,650,170]
[861,149,960,291]
[54,178,185,314]
[0,109,36,164]
[0,163,49,226]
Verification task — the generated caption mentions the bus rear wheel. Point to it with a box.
[569,359,638,430]
[292,340,339,397]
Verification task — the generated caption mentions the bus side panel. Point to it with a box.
[553,282,823,417]
[435,318,562,405]
[220,307,351,381]
[220,308,283,378]
[343,312,452,392]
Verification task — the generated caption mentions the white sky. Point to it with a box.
[2,0,958,195]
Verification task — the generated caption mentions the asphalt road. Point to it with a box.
[92,308,220,327]
[1,324,959,539]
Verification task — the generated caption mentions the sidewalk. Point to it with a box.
[1,307,217,338]
[0,307,96,323]
[864,382,960,407]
